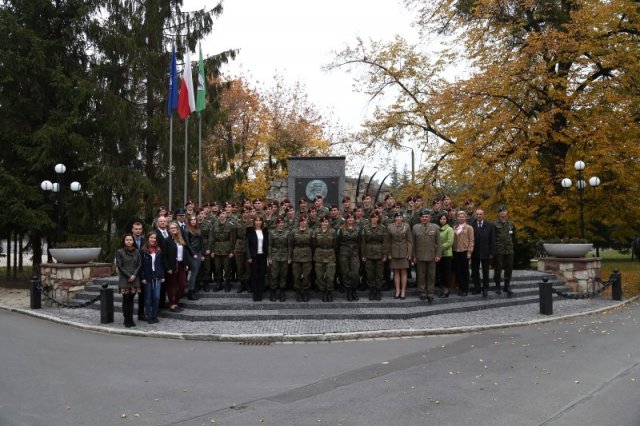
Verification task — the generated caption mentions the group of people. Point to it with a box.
[114,193,516,327]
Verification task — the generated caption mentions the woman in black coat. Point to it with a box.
[245,216,270,302]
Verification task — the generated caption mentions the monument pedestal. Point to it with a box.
[537,257,601,293]
[41,263,112,302]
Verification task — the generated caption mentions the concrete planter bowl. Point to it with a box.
[543,243,593,258]
[49,247,102,264]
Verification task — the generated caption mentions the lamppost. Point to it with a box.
[561,160,601,239]
[40,163,81,246]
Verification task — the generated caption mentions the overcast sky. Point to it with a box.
[188,0,419,175]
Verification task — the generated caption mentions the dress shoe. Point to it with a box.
[504,286,513,297]
[394,293,400,299]
[427,296,433,304]
[187,290,199,300]
[494,285,502,295]
[419,294,428,301]
[482,289,488,298]
[138,314,148,321]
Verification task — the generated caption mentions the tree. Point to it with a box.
[330,0,640,244]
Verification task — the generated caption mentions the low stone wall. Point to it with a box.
[41,263,112,302]
[537,257,601,293]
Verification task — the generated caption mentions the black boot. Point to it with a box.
[504,281,513,297]
[346,288,353,301]
[203,281,210,292]
[224,279,231,293]
[302,291,310,302]
[494,282,502,295]
[270,289,277,302]
[368,289,375,300]
[213,280,223,292]
[187,289,199,300]
[123,294,136,328]
[279,289,286,302]
[237,281,247,293]
[327,290,333,302]
[376,288,382,301]
[296,290,302,302]
[322,291,328,302]
[352,289,359,301]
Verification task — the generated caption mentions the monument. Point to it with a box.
[288,157,345,206]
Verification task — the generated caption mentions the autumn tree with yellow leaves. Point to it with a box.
[330,0,640,245]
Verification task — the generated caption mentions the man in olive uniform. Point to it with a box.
[233,208,253,293]
[198,209,213,291]
[412,209,442,303]
[268,218,290,302]
[494,206,515,296]
[210,211,236,292]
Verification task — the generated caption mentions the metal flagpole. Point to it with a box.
[198,115,202,206]
[169,116,173,211]
[184,117,189,207]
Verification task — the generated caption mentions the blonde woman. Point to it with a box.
[163,221,195,312]
[453,211,474,296]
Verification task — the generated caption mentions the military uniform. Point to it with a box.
[412,221,442,300]
[337,225,361,301]
[198,217,213,290]
[313,227,337,301]
[289,227,313,301]
[494,217,516,294]
[268,227,290,301]
[234,219,252,292]
[210,219,236,291]
[361,223,389,300]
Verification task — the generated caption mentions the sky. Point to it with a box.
[187,0,420,176]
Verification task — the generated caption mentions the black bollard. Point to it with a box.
[611,269,623,301]
[100,286,114,324]
[30,276,42,309]
[539,278,553,315]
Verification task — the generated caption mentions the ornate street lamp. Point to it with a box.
[561,160,600,239]
[40,164,81,246]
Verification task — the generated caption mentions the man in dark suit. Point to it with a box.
[174,208,189,243]
[131,221,146,319]
[154,215,171,308]
[471,209,496,298]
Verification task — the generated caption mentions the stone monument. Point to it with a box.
[287,157,345,206]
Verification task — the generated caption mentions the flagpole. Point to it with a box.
[169,115,173,211]
[184,117,189,207]
[198,115,202,206]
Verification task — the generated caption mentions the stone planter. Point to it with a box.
[49,247,101,264]
[543,243,593,258]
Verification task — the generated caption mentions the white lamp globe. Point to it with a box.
[54,163,67,174]
[561,178,572,188]
[40,180,53,191]
[589,176,601,187]
[574,160,585,171]
[70,181,82,192]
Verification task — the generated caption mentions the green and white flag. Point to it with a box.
[196,44,206,114]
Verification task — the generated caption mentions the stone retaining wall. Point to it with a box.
[41,263,112,302]
[537,257,601,293]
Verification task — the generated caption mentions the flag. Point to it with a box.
[167,45,178,117]
[196,44,207,114]
[177,50,195,119]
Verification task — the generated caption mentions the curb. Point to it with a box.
[1,296,637,343]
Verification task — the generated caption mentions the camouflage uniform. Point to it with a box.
[494,217,516,292]
[337,225,361,300]
[210,219,236,291]
[361,222,389,299]
[289,227,313,301]
[313,227,337,298]
[198,217,213,290]
[268,228,290,295]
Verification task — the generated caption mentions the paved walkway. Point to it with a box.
[0,285,635,342]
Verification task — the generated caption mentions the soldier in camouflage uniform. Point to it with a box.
[337,213,361,301]
[328,204,344,230]
[361,212,389,300]
[268,217,289,302]
[493,206,515,296]
[210,211,236,292]
[313,216,337,302]
[289,216,314,302]
[307,206,320,231]
[362,193,374,219]
[233,208,253,293]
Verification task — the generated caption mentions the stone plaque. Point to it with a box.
[288,157,345,208]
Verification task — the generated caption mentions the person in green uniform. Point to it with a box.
[289,215,313,302]
[234,207,253,293]
[337,213,361,301]
[197,209,213,291]
[493,206,515,296]
[412,209,442,303]
[361,212,389,300]
[268,217,290,302]
[313,216,338,302]
[436,213,454,298]
[210,211,236,292]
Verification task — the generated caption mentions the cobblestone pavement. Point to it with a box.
[0,284,633,341]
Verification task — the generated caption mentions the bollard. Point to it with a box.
[611,269,623,301]
[100,286,114,324]
[539,278,553,315]
[30,276,41,309]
